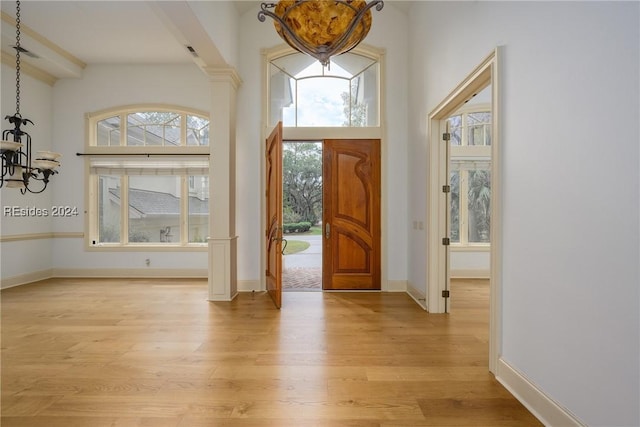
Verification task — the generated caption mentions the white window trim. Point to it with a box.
[449,104,491,147]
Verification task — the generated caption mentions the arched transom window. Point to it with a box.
[93,110,209,147]
[269,51,380,127]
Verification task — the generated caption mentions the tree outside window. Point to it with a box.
[448,108,491,246]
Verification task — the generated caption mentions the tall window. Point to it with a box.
[448,107,491,246]
[87,107,210,248]
[269,51,379,127]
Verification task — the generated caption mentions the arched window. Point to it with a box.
[268,50,380,127]
[85,106,210,249]
[93,110,209,147]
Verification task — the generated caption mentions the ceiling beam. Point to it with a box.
[149,2,228,72]
[1,11,85,81]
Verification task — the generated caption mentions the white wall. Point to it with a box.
[235,5,276,286]
[49,64,210,272]
[1,63,54,282]
[236,2,409,286]
[450,250,489,277]
[408,2,639,426]
[365,3,410,283]
[189,1,239,67]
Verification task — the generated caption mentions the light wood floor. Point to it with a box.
[1,278,541,426]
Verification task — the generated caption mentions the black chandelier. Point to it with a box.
[258,0,383,67]
[1,0,60,194]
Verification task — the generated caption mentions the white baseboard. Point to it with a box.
[0,231,83,242]
[2,268,208,290]
[496,358,585,427]
[384,280,407,292]
[208,291,239,302]
[406,282,427,310]
[53,268,207,278]
[1,269,53,289]
[450,269,490,279]
[53,268,208,279]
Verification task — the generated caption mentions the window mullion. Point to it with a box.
[485,123,490,146]
[295,79,299,127]
[120,113,126,146]
[89,174,97,242]
[349,76,354,127]
[181,114,187,146]
[181,175,188,245]
[461,112,468,147]
[122,175,129,245]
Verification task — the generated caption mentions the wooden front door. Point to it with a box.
[323,139,381,290]
[265,122,283,308]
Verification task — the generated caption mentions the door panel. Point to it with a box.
[265,122,283,308]
[323,139,380,290]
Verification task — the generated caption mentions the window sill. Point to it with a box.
[451,244,490,252]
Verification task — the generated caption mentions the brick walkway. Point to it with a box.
[282,267,321,291]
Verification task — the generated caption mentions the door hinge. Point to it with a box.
[442,290,450,298]
[442,132,451,141]
[442,237,450,246]
[442,185,450,193]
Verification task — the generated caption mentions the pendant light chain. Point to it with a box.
[15,0,21,115]
[1,0,60,194]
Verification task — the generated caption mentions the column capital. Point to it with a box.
[204,66,242,90]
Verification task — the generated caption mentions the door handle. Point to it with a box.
[325,222,330,239]
[269,226,278,242]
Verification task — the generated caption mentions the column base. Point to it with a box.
[207,236,238,301]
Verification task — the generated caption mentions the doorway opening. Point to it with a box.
[447,84,492,314]
[278,138,382,293]
[281,140,323,291]
[427,48,500,373]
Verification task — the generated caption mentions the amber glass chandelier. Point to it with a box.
[258,0,383,67]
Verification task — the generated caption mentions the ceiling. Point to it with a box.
[1,1,199,78]
[0,1,412,81]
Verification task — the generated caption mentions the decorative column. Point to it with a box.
[206,67,242,301]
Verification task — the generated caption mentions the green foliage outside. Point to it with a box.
[450,172,460,242]
[283,222,311,234]
[283,142,322,226]
[468,170,491,242]
[309,225,322,235]
[449,169,491,243]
